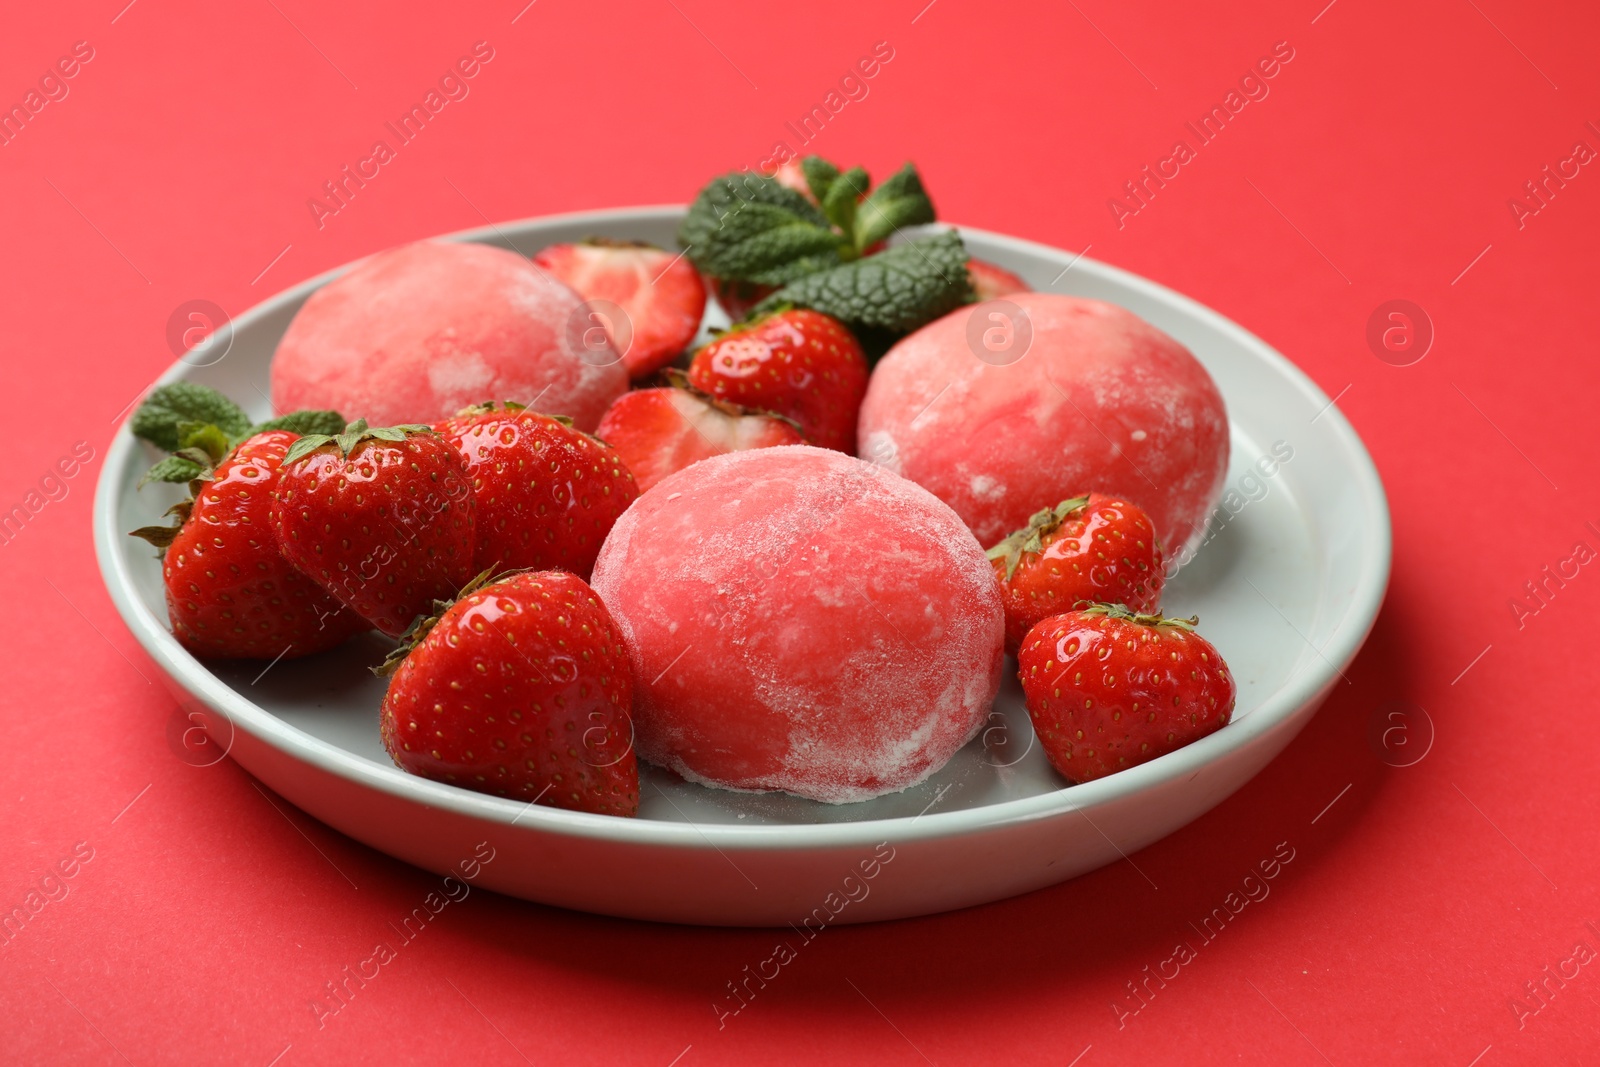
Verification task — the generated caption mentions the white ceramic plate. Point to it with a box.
[94,208,1390,926]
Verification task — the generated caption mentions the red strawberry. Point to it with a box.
[379,569,638,816]
[594,378,804,492]
[533,240,707,380]
[687,309,868,452]
[133,430,366,660]
[968,258,1030,301]
[706,276,777,322]
[988,494,1165,654]
[435,402,638,579]
[271,421,477,638]
[1018,605,1234,783]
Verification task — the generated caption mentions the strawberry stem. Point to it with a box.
[373,566,527,677]
[1077,602,1198,631]
[985,495,1092,580]
[284,419,434,465]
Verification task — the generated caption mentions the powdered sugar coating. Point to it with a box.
[271,240,627,430]
[590,445,1004,804]
[858,293,1228,561]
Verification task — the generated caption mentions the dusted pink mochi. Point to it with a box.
[271,240,626,431]
[590,445,1004,804]
[858,293,1229,561]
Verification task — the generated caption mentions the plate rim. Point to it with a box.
[93,205,1392,849]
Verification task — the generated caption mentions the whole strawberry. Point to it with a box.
[594,376,805,492]
[532,240,707,380]
[379,570,638,816]
[271,421,476,637]
[687,308,868,452]
[133,429,366,659]
[988,494,1165,654]
[436,403,638,579]
[1018,605,1234,784]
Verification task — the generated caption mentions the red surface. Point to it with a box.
[2,0,1596,1063]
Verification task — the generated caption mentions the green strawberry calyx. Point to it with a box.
[282,419,433,466]
[449,400,577,429]
[447,401,619,456]
[128,496,202,550]
[375,566,520,677]
[129,382,347,487]
[986,495,1092,581]
[1077,602,1198,632]
[128,412,233,545]
[127,382,347,551]
[453,399,530,419]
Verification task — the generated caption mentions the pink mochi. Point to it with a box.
[271,240,627,431]
[590,445,1004,804]
[857,293,1229,561]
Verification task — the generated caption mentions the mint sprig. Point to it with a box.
[800,156,841,202]
[128,382,347,486]
[679,159,940,286]
[136,455,207,489]
[678,172,847,286]
[248,409,348,438]
[820,165,869,238]
[753,229,973,338]
[854,163,936,252]
[131,383,251,451]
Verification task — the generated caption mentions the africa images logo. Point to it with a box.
[1106,41,1296,229]
[306,42,496,229]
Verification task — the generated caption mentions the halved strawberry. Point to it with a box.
[687,308,868,452]
[594,376,803,492]
[968,258,1030,300]
[533,240,707,380]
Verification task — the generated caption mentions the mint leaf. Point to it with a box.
[176,421,232,464]
[130,383,250,451]
[854,163,937,252]
[821,166,869,238]
[136,455,205,489]
[248,410,348,438]
[755,230,973,336]
[679,172,846,285]
[799,156,841,202]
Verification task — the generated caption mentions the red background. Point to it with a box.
[3,0,1597,1063]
